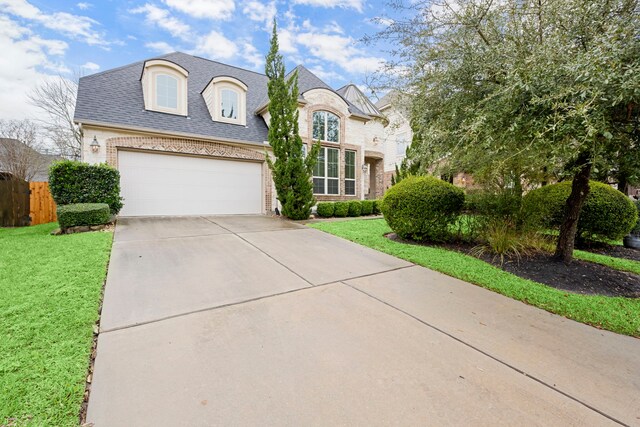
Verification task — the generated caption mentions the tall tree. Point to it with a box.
[265,21,320,220]
[372,0,640,262]
[0,119,49,181]
[28,76,82,160]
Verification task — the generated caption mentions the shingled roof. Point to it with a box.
[75,52,374,143]
[336,84,382,117]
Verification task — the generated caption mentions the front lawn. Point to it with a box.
[0,223,112,426]
[309,219,640,337]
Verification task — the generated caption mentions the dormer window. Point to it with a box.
[141,59,188,116]
[313,111,340,143]
[202,76,247,126]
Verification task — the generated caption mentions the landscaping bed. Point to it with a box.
[582,243,640,262]
[388,233,640,298]
[0,223,112,426]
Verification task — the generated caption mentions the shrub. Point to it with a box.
[632,200,640,236]
[380,176,465,242]
[333,201,349,217]
[49,160,123,214]
[348,200,362,217]
[372,199,382,215]
[57,203,111,228]
[316,202,335,218]
[464,189,521,222]
[361,200,374,215]
[522,181,638,242]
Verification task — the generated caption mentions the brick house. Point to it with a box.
[75,52,405,216]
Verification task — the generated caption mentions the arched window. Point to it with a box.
[156,74,178,109]
[202,76,247,125]
[313,111,340,143]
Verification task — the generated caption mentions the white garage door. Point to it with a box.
[118,150,263,216]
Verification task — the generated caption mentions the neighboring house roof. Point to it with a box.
[375,91,397,110]
[336,84,383,118]
[75,52,271,145]
[0,138,60,182]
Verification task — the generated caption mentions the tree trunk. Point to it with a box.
[554,152,592,263]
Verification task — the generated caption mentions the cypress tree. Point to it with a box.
[265,20,319,220]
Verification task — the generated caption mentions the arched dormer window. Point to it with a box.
[312,111,340,143]
[202,76,247,126]
[141,59,188,116]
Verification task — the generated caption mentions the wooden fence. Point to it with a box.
[29,182,57,226]
[0,179,31,227]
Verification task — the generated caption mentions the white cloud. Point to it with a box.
[163,0,235,20]
[81,61,100,71]
[0,14,70,119]
[278,28,298,54]
[145,41,175,54]
[306,65,342,82]
[193,30,238,59]
[240,39,263,70]
[0,0,109,46]
[130,4,191,40]
[76,2,91,10]
[292,0,364,12]
[242,0,275,26]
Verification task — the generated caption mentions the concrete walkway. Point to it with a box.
[87,216,639,426]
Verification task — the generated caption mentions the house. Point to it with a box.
[74,52,404,217]
[0,138,59,182]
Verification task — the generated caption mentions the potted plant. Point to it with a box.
[623,200,640,250]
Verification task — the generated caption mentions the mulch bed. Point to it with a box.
[386,233,640,298]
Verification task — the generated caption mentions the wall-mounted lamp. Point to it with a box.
[362,164,369,173]
[90,136,100,153]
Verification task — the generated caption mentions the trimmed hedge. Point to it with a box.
[380,176,465,242]
[348,200,362,217]
[372,200,382,215]
[522,181,638,241]
[316,202,335,217]
[361,200,374,215]
[334,201,349,217]
[57,203,111,228]
[49,160,123,214]
[633,200,640,235]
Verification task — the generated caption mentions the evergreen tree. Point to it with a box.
[265,21,319,220]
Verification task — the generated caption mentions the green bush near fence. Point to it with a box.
[57,203,111,228]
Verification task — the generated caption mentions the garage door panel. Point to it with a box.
[118,151,262,216]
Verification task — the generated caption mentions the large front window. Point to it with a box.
[345,150,356,196]
[312,111,339,143]
[156,74,178,109]
[313,147,339,195]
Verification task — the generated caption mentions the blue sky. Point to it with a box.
[0,0,396,120]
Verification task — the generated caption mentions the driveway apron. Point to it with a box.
[87,216,639,426]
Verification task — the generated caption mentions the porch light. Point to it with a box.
[90,136,100,153]
[362,164,369,173]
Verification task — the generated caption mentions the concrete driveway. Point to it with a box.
[87,216,639,426]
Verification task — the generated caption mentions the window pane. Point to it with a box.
[313,178,325,194]
[312,112,325,141]
[327,148,339,178]
[327,178,339,195]
[396,132,408,155]
[156,74,178,109]
[345,150,355,180]
[345,180,355,196]
[313,148,325,177]
[327,113,339,142]
[221,89,238,119]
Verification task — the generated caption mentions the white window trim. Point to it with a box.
[312,111,340,144]
[141,60,189,116]
[313,146,340,195]
[202,76,248,126]
[345,150,356,196]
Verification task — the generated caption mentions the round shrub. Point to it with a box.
[522,181,638,241]
[348,200,362,217]
[632,200,640,236]
[380,176,465,242]
[316,202,335,217]
[57,203,111,228]
[361,200,374,215]
[333,201,349,217]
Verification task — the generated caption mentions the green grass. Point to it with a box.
[309,219,640,337]
[0,223,113,426]
[575,250,640,275]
